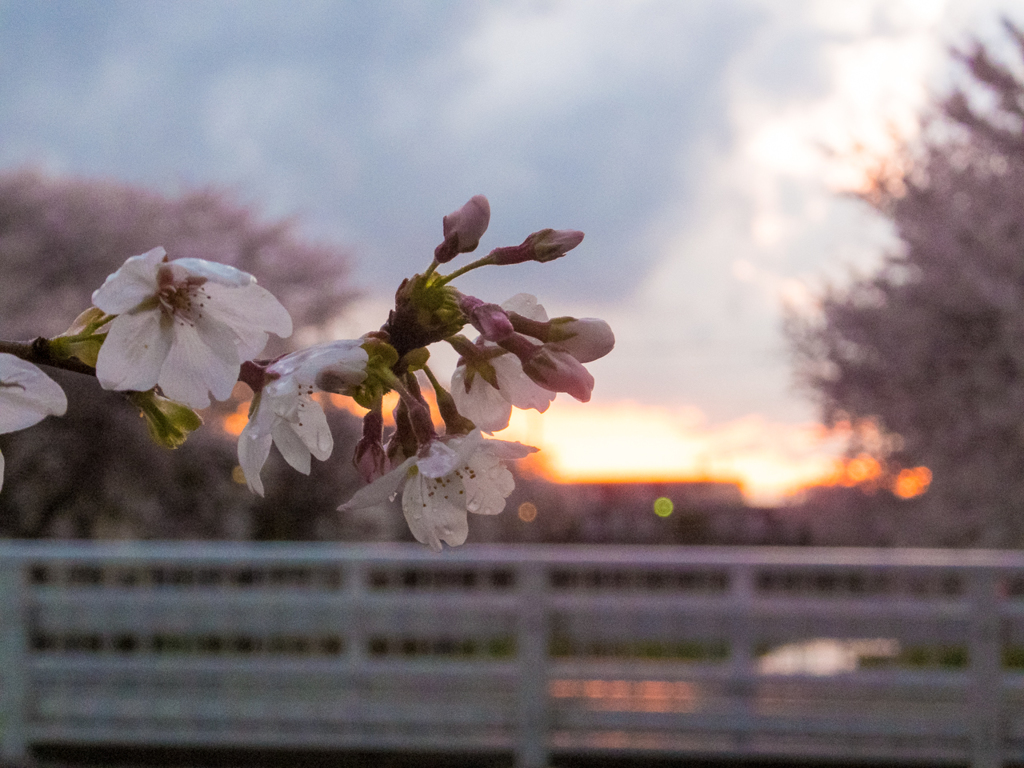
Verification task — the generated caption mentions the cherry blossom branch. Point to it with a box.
[0,337,98,378]
[0,193,614,552]
[0,339,278,393]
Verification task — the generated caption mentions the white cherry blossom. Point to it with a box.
[451,293,555,433]
[339,431,536,551]
[238,340,368,496]
[93,247,293,409]
[0,354,68,492]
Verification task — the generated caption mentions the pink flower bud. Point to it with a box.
[354,438,389,483]
[489,229,584,265]
[434,195,491,263]
[353,409,389,483]
[520,345,595,402]
[459,294,514,342]
[548,317,615,363]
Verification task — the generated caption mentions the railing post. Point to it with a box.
[729,562,757,751]
[346,560,368,672]
[969,567,1003,768]
[0,554,28,764]
[517,559,549,768]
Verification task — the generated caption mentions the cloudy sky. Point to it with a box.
[1,0,1021,502]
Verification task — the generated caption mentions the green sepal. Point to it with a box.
[401,347,430,371]
[385,272,467,352]
[350,337,401,410]
[49,307,112,367]
[127,390,204,449]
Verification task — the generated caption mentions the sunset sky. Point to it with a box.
[1,0,1020,504]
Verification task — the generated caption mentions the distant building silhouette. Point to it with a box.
[465,475,922,547]
[469,477,760,545]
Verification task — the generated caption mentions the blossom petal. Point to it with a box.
[339,457,415,511]
[402,472,470,551]
[95,310,172,393]
[201,282,293,360]
[0,354,67,433]
[479,438,538,461]
[236,341,366,496]
[237,423,273,496]
[492,354,555,412]
[171,258,255,288]
[277,339,366,378]
[290,397,333,461]
[266,394,332,474]
[502,293,548,322]
[463,451,516,515]
[271,421,313,475]
[158,317,240,408]
[91,247,165,313]
[300,341,368,392]
[416,439,463,478]
[451,366,513,433]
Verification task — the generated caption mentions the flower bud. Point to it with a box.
[459,295,514,342]
[521,346,595,402]
[489,229,584,265]
[387,398,419,465]
[430,377,477,436]
[500,333,595,402]
[354,409,389,483]
[401,371,437,445]
[434,195,491,263]
[547,317,615,363]
[51,307,108,367]
[354,439,389,484]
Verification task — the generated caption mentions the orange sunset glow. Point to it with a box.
[220,390,929,506]
[223,390,854,506]
[494,400,848,505]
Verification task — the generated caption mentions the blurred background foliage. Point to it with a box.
[787,22,1024,547]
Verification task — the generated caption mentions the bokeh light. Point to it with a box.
[894,467,932,499]
[518,502,538,522]
[653,497,674,518]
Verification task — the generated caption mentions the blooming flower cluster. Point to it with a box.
[0,196,613,550]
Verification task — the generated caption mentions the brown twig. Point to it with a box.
[0,337,97,377]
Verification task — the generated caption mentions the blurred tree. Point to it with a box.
[0,369,246,539]
[787,22,1024,546]
[0,372,372,540]
[0,169,355,350]
[0,170,364,540]
[781,485,920,548]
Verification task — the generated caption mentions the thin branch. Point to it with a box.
[0,337,97,377]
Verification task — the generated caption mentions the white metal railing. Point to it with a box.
[1,542,1023,768]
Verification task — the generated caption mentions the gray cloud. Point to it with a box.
[0,0,767,301]
[0,0,1003,427]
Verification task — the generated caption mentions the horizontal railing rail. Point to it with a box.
[1,542,1023,768]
